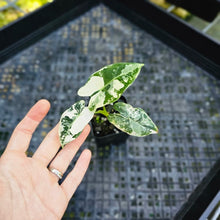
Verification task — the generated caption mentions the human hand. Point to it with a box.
[0,100,91,220]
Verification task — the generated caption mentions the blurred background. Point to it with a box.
[0,0,219,42]
[0,0,53,28]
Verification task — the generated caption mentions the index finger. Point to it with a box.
[6,99,50,153]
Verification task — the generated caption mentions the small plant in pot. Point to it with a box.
[91,95,130,147]
[59,63,158,148]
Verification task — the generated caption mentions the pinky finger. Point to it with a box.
[61,149,92,201]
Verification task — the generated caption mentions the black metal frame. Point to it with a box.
[0,0,98,62]
[174,159,220,219]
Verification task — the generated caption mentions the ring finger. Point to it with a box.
[48,125,90,180]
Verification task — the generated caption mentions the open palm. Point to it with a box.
[0,100,91,220]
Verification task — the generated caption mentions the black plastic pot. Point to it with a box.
[91,96,129,147]
[93,131,129,148]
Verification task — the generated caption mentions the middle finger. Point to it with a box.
[33,124,60,166]
[48,125,90,180]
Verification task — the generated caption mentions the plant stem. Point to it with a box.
[95,106,109,117]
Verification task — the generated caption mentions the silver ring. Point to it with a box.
[49,168,63,180]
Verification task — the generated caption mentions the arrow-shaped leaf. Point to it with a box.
[59,100,94,147]
[77,63,144,111]
[107,102,158,136]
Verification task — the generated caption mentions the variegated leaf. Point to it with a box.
[107,102,158,136]
[59,100,94,147]
[77,63,144,111]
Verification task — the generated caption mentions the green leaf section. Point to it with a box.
[59,100,94,147]
[107,102,158,137]
[78,63,144,111]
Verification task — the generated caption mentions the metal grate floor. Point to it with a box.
[0,4,220,219]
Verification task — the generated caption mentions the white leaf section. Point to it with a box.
[59,100,94,147]
[69,107,93,135]
[78,76,104,97]
[88,90,105,111]
[113,79,124,90]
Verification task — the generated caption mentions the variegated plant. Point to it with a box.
[59,63,158,147]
